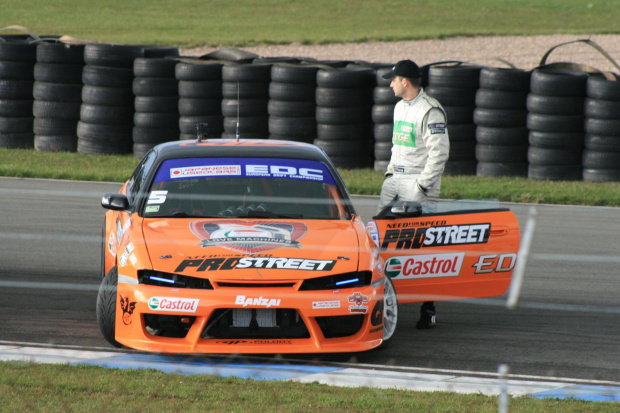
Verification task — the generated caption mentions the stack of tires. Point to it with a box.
[176,60,224,140]
[268,63,319,143]
[526,69,587,180]
[78,44,145,155]
[33,42,85,152]
[0,39,37,148]
[314,67,375,168]
[426,64,481,175]
[221,63,272,139]
[582,75,620,182]
[474,68,531,177]
[372,66,398,172]
[132,57,179,158]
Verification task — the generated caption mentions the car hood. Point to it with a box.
[142,218,362,279]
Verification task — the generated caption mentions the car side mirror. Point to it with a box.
[101,193,130,211]
[391,200,423,217]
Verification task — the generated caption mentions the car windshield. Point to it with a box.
[142,157,351,220]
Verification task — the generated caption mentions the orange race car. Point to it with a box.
[97,138,520,354]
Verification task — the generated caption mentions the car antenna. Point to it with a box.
[235,80,240,143]
[195,122,207,142]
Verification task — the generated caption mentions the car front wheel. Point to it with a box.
[96,266,122,348]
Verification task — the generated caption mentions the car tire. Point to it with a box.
[96,266,123,348]
[379,276,398,348]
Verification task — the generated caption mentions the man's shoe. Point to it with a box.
[416,307,436,330]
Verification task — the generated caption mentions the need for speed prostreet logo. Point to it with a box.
[380,223,491,250]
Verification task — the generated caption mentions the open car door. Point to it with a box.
[367,200,520,303]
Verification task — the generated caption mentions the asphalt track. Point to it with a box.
[0,177,619,393]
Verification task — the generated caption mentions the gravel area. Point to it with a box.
[182,34,620,73]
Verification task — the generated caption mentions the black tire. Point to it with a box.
[374,141,392,160]
[199,48,259,62]
[133,112,179,128]
[475,89,528,109]
[479,67,531,92]
[584,118,620,136]
[77,121,133,141]
[584,98,620,119]
[527,146,582,165]
[583,168,620,182]
[36,43,85,64]
[133,126,179,144]
[425,86,477,107]
[444,106,474,124]
[132,77,179,97]
[447,123,476,142]
[33,100,81,119]
[379,276,398,348]
[271,64,319,84]
[0,41,38,62]
[177,80,223,99]
[222,81,269,99]
[223,116,269,133]
[526,94,584,116]
[82,65,134,88]
[82,85,135,106]
[473,108,527,128]
[268,82,316,101]
[316,67,375,88]
[444,160,477,175]
[582,150,620,169]
[476,126,528,146]
[374,123,393,142]
[0,116,33,133]
[313,138,369,156]
[0,132,34,148]
[427,65,481,88]
[586,75,620,101]
[371,104,395,124]
[476,162,528,177]
[0,61,34,80]
[528,131,584,149]
[584,134,620,151]
[133,57,178,78]
[317,123,373,141]
[268,100,316,117]
[475,144,528,163]
[34,63,84,84]
[448,140,476,161]
[84,44,146,68]
[528,164,582,181]
[222,64,272,82]
[179,115,224,134]
[526,113,584,133]
[0,79,33,99]
[33,82,82,102]
[80,104,134,125]
[178,98,221,116]
[175,61,223,81]
[221,98,268,117]
[530,69,587,97]
[135,96,179,114]
[0,99,33,117]
[315,106,371,124]
[33,117,79,135]
[268,116,316,140]
[326,154,373,169]
[34,135,77,152]
[373,87,399,105]
[316,87,373,107]
[96,266,123,348]
[77,137,132,155]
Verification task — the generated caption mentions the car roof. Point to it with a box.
[153,139,331,163]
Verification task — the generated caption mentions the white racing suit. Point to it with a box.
[378,89,450,214]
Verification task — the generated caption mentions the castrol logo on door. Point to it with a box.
[384,252,465,280]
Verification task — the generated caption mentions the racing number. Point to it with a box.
[473,253,517,274]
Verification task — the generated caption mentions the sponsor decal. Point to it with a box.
[145,205,160,213]
[215,339,293,345]
[384,252,465,279]
[473,253,517,274]
[235,295,281,308]
[429,122,446,134]
[348,292,369,314]
[175,256,336,272]
[380,223,490,250]
[312,300,341,309]
[148,297,199,313]
[366,220,380,248]
[190,220,307,255]
[170,164,241,179]
[152,157,336,185]
[107,231,117,257]
[371,300,384,326]
[119,243,135,267]
[119,295,137,325]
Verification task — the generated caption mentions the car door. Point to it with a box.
[367,201,520,303]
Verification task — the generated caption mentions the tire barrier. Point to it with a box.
[526,69,587,180]
[175,59,224,140]
[4,31,620,178]
[426,64,482,175]
[33,42,85,152]
[0,37,37,148]
[582,74,620,182]
[221,62,271,139]
[132,57,179,158]
[314,66,375,169]
[474,67,531,177]
[268,63,319,143]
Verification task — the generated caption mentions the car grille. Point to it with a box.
[202,308,310,339]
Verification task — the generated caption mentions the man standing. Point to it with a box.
[378,59,450,329]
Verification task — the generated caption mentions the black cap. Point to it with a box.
[382,60,421,80]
